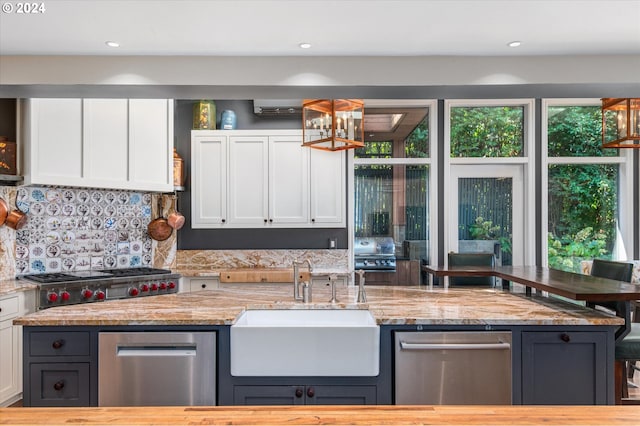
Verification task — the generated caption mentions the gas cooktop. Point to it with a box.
[19,267,181,310]
[19,267,173,284]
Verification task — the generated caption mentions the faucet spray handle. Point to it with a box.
[356,269,367,303]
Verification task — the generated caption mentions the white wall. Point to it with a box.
[1,55,639,99]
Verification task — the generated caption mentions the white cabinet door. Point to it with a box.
[0,319,19,406]
[25,98,173,192]
[0,291,33,407]
[269,134,309,224]
[83,99,129,185]
[24,98,83,186]
[129,99,173,192]
[310,148,345,225]
[228,135,269,226]
[191,132,228,227]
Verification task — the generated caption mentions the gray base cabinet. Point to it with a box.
[233,385,377,405]
[21,324,614,407]
[521,331,609,405]
[29,363,91,406]
[23,329,96,407]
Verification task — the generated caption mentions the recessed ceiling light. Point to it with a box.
[507,41,521,48]
[105,41,120,48]
[299,42,312,49]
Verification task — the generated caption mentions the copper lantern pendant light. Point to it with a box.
[302,99,364,151]
[602,98,640,148]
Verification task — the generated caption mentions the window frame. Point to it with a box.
[444,99,536,266]
[541,98,633,267]
[348,99,438,271]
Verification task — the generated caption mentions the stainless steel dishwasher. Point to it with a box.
[98,332,216,406]
[394,331,511,404]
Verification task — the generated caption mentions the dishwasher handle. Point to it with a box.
[399,341,511,351]
[117,345,197,357]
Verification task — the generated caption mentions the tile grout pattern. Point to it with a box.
[14,186,154,274]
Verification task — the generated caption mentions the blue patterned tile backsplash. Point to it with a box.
[14,187,154,274]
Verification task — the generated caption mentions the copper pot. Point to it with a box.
[147,197,172,241]
[0,198,7,227]
[167,195,185,230]
[5,205,26,230]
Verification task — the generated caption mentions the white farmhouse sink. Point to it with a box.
[230,309,380,377]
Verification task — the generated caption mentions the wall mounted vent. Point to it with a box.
[253,100,302,115]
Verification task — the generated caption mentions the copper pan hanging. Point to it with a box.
[0,198,7,227]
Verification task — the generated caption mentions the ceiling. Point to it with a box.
[1,0,639,57]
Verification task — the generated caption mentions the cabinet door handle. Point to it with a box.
[201,284,207,289]
[264,219,268,223]
[306,387,315,398]
[269,219,273,223]
[221,219,226,223]
[53,380,65,391]
[311,218,315,222]
[560,333,571,343]
[52,339,65,349]
[295,387,304,398]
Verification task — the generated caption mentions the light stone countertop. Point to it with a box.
[0,278,37,297]
[13,283,623,327]
[176,268,350,278]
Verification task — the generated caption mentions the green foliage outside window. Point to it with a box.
[546,105,618,272]
[548,106,617,157]
[468,217,512,254]
[450,106,524,157]
[548,228,608,272]
[404,120,429,158]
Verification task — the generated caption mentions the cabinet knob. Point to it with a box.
[52,339,65,349]
[560,333,571,343]
[311,218,315,222]
[53,380,65,391]
[201,284,207,289]
[306,387,315,398]
[264,219,268,223]
[221,219,226,223]
[269,219,273,223]
[295,387,304,398]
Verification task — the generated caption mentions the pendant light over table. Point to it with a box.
[302,99,364,151]
[602,98,640,148]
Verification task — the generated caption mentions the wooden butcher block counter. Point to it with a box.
[3,405,640,425]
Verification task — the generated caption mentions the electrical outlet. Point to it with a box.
[329,238,337,249]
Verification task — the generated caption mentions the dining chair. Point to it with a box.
[447,252,496,287]
[589,259,639,404]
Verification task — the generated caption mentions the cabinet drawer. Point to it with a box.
[187,278,219,292]
[29,332,91,357]
[29,363,90,406]
[0,295,19,320]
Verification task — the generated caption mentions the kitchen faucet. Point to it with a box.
[293,259,313,302]
[356,269,367,303]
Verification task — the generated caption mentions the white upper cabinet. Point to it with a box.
[191,132,227,227]
[227,135,269,226]
[129,99,173,189]
[310,148,345,225]
[268,134,309,224]
[191,130,344,228]
[83,99,129,184]
[23,98,173,192]
[24,98,83,182]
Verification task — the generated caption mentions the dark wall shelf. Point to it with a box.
[0,174,22,185]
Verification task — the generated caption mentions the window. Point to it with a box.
[445,99,534,267]
[450,106,525,157]
[543,100,632,273]
[353,103,435,266]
